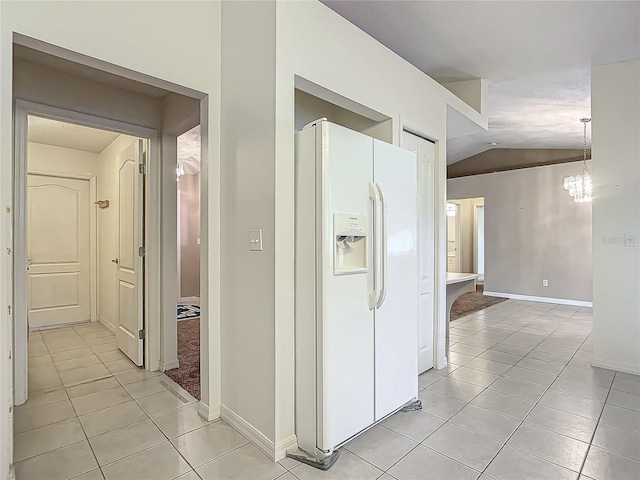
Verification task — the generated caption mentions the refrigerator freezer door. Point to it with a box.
[372,140,419,421]
[319,122,376,450]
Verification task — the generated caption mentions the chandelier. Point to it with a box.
[563,118,592,203]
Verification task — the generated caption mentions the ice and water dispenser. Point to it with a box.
[333,213,368,275]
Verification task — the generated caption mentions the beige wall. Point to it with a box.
[178,173,201,299]
[220,0,486,457]
[1,2,222,471]
[28,142,99,176]
[591,60,640,375]
[294,89,392,141]
[2,0,486,465]
[221,0,278,442]
[14,59,163,131]
[272,0,485,453]
[448,162,593,303]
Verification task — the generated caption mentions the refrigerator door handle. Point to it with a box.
[375,183,388,309]
[368,182,381,310]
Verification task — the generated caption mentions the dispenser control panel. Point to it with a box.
[334,214,367,237]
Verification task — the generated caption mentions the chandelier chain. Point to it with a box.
[583,119,588,173]
[563,118,592,203]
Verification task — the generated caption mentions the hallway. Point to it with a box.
[16,322,248,480]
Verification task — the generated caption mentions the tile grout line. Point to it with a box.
[576,371,616,477]
[21,302,614,479]
[383,302,593,479]
[477,326,593,477]
[64,324,116,477]
[437,303,591,476]
[381,302,530,476]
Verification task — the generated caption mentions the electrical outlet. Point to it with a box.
[542,279,549,287]
[196,237,200,245]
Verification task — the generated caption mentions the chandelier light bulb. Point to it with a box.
[564,118,592,203]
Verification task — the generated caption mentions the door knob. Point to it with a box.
[111,258,119,264]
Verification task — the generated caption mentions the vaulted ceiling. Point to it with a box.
[322,1,640,166]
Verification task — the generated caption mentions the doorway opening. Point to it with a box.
[446,197,485,277]
[447,197,506,320]
[475,203,485,284]
[22,114,149,394]
[9,37,217,476]
[166,125,202,400]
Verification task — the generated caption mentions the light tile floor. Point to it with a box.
[16,300,640,479]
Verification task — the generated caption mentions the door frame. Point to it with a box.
[473,201,484,277]
[13,100,160,405]
[447,201,461,273]
[26,170,98,328]
[176,188,182,301]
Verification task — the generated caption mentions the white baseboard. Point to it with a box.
[483,291,593,308]
[275,435,298,461]
[198,401,220,422]
[221,404,277,461]
[98,315,116,333]
[179,296,200,305]
[30,319,92,331]
[591,357,640,376]
[160,359,179,371]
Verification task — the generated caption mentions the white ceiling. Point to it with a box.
[28,117,201,174]
[322,0,640,164]
[28,116,119,153]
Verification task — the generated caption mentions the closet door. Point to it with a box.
[401,132,436,374]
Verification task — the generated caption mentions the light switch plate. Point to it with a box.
[249,229,263,251]
[196,237,201,245]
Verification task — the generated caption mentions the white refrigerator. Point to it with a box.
[294,120,418,465]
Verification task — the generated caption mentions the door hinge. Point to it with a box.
[7,305,11,315]
[138,329,146,340]
[139,163,146,175]
[138,246,146,257]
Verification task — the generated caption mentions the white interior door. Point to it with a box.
[401,132,436,373]
[116,140,145,366]
[27,174,91,328]
[372,139,418,420]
